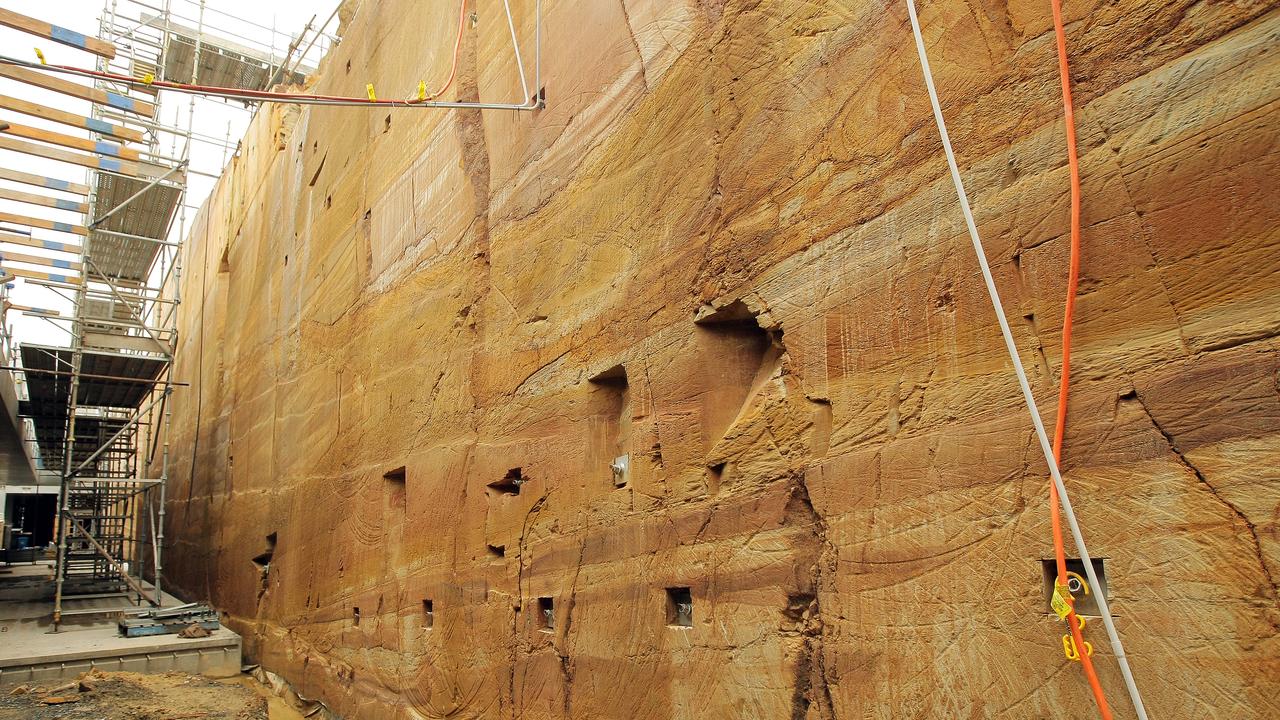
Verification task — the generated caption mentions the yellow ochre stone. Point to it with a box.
[158,1,1280,717]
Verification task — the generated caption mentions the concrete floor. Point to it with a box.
[0,561,242,685]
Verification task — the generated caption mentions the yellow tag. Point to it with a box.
[417,80,426,101]
[142,72,154,84]
[366,83,376,101]
[35,47,46,64]
[1051,585,1072,620]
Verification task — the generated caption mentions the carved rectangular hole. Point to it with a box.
[693,301,778,450]
[706,462,725,493]
[384,466,407,509]
[1041,557,1108,617]
[487,468,523,496]
[666,587,693,628]
[487,544,506,558]
[251,532,277,569]
[352,607,361,626]
[423,599,434,629]
[537,596,554,632]
[590,364,629,486]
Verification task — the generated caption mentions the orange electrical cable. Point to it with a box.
[1047,1,1113,718]
[421,0,469,100]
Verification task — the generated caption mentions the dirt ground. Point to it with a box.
[0,670,305,720]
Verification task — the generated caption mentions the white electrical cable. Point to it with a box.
[902,2,1150,718]
[502,0,532,104]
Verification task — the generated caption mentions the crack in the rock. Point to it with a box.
[556,531,587,719]
[1130,390,1279,605]
[786,474,837,718]
[507,491,549,717]
[618,0,651,91]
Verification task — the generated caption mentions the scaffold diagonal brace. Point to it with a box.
[70,386,171,477]
[65,514,159,606]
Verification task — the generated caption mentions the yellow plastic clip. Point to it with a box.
[1064,617,1094,660]
[417,80,427,102]
[142,72,155,85]
[34,48,46,65]
[1062,617,1094,661]
[366,83,376,101]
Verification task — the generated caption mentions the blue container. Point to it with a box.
[14,534,30,549]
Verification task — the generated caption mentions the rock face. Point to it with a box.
[159,1,1280,717]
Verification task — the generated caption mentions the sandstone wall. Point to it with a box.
[157,1,1280,717]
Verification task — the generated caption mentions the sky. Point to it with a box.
[0,0,337,348]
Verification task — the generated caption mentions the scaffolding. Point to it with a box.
[2,0,537,627]
[0,1,332,628]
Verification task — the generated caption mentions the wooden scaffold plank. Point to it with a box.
[0,65,155,118]
[5,303,62,318]
[0,186,88,214]
[0,94,144,143]
[0,248,82,271]
[0,210,88,236]
[0,9,117,59]
[1,265,78,284]
[0,229,82,254]
[0,136,157,179]
[2,121,140,161]
[0,168,90,196]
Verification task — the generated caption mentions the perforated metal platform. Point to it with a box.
[89,171,184,282]
[149,14,311,90]
[18,345,166,473]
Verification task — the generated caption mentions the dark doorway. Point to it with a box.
[9,494,57,547]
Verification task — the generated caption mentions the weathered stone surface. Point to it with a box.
[159,1,1280,718]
